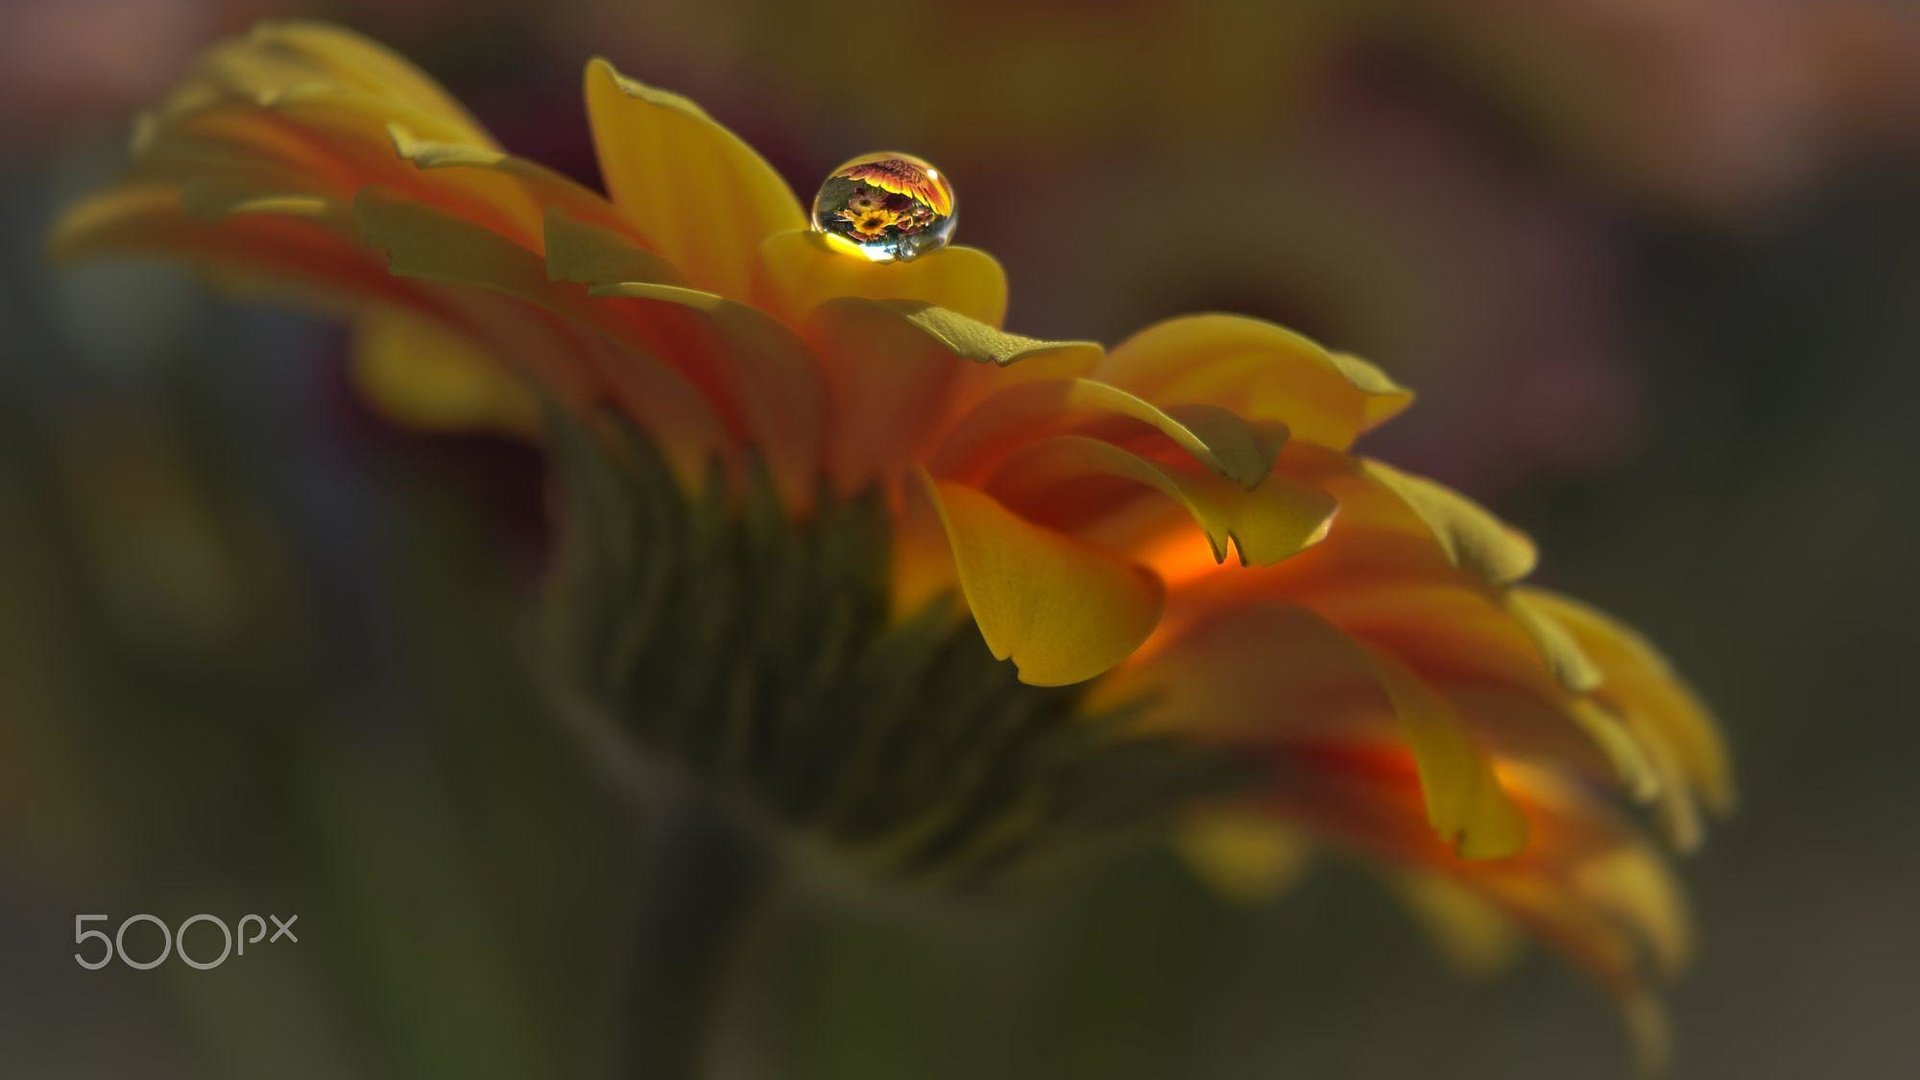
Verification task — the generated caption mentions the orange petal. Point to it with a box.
[803,299,1101,492]
[587,281,826,509]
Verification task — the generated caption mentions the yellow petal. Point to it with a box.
[1100,313,1413,451]
[920,476,1163,687]
[759,229,1008,327]
[583,58,803,301]
[1359,459,1538,584]
[1562,699,1662,803]
[1329,351,1415,431]
[1574,848,1693,979]
[1517,589,1734,817]
[1502,588,1606,692]
[350,309,539,435]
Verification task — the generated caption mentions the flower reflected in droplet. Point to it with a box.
[812,152,956,262]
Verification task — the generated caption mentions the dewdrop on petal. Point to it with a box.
[811,152,956,262]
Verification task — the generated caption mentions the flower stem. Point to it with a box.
[623,797,769,1080]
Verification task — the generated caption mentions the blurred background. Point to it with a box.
[4,1,1918,1077]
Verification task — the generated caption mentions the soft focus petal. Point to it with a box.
[350,310,539,435]
[1392,873,1525,977]
[355,190,732,477]
[208,21,489,142]
[1520,590,1735,829]
[1263,743,1691,1035]
[1177,814,1314,902]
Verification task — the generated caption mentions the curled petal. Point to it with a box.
[1100,313,1412,451]
[1366,648,1530,859]
[933,379,1282,491]
[919,476,1163,687]
[984,435,1334,567]
[1358,459,1538,585]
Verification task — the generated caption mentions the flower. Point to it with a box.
[837,205,900,240]
[51,20,1730,1068]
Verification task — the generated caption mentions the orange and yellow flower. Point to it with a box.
[836,205,900,240]
[51,21,1730,1067]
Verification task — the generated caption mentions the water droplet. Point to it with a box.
[810,152,956,263]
